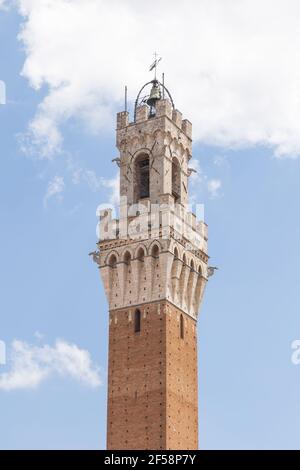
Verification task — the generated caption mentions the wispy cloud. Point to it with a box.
[43,175,65,208]
[72,164,119,205]
[100,174,120,206]
[68,202,83,216]
[0,339,101,391]
[0,0,8,11]
[34,331,44,341]
[41,153,119,208]
[207,179,222,199]
[189,158,223,202]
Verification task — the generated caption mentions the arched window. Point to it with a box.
[123,251,131,265]
[171,247,180,302]
[123,251,132,305]
[193,265,203,313]
[180,314,184,339]
[172,157,181,203]
[108,254,117,268]
[151,244,159,258]
[134,309,141,333]
[137,247,145,261]
[135,154,150,201]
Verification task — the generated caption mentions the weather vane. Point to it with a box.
[149,52,162,80]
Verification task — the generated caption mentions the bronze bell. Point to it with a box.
[147,81,161,108]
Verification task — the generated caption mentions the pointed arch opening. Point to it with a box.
[123,251,132,265]
[179,254,187,307]
[171,247,181,302]
[172,157,181,203]
[150,244,160,298]
[107,254,118,305]
[194,265,203,314]
[180,314,184,339]
[151,244,160,258]
[134,309,141,333]
[134,154,150,201]
[123,251,132,305]
[137,247,145,261]
[108,253,117,267]
[187,259,195,311]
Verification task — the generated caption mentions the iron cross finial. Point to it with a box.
[149,52,162,80]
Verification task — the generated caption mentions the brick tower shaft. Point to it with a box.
[107,301,198,450]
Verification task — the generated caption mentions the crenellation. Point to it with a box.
[182,119,192,138]
[172,109,183,128]
[117,111,129,130]
[135,105,148,123]
[156,98,173,119]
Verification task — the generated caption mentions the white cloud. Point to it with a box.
[207,179,222,199]
[43,175,65,207]
[101,174,120,206]
[71,163,119,205]
[16,0,300,159]
[189,158,203,183]
[68,202,83,216]
[0,0,8,10]
[0,339,101,391]
[34,331,44,341]
[189,157,223,201]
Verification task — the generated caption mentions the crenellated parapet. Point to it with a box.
[97,204,208,254]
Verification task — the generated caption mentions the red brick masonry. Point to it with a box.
[107,300,198,450]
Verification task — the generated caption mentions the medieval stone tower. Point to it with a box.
[92,72,209,450]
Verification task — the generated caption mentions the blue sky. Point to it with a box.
[1,1,300,450]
